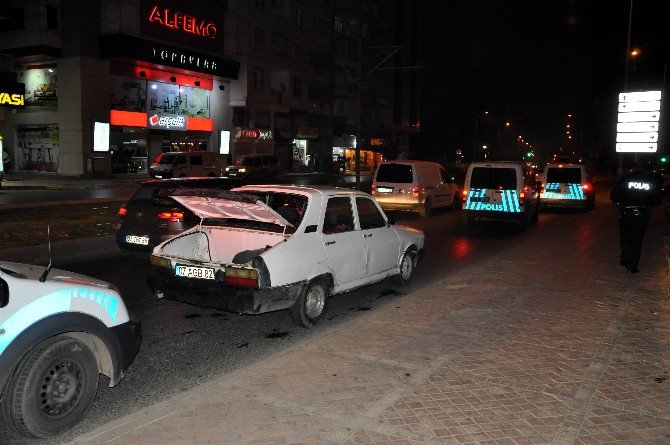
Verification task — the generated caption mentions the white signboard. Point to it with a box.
[93,122,110,152]
[616,90,661,153]
[219,130,230,155]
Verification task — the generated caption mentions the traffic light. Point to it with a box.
[660,156,668,163]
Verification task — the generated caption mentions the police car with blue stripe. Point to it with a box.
[540,163,595,210]
[0,261,140,438]
[462,161,541,228]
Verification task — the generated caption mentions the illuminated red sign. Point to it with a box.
[148,5,217,39]
[234,127,273,141]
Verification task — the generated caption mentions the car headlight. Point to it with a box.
[225,167,230,171]
[239,168,246,173]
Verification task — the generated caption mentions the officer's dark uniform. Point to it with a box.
[610,170,662,273]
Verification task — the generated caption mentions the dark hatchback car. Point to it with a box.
[116,177,244,254]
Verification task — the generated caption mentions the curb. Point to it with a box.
[0,235,122,265]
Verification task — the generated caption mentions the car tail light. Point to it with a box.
[461,189,469,202]
[371,184,377,195]
[157,211,185,222]
[582,183,591,191]
[118,207,128,217]
[224,267,258,288]
[519,192,525,206]
[412,185,420,197]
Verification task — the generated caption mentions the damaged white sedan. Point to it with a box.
[147,185,424,327]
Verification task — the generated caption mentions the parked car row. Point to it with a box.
[1,158,598,439]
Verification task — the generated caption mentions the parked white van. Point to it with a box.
[149,151,226,179]
[372,161,460,217]
[462,161,541,228]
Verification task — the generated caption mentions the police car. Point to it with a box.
[0,261,140,438]
[462,161,541,228]
[540,163,595,210]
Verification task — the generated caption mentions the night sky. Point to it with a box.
[418,0,667,163]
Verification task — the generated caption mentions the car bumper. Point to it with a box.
[376,200,422,212]
[464,209,524,221]
[109,319,141,372]
[542,198,590,208]
[146,269,306,314]
[115,230,181,254]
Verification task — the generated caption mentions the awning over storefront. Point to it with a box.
[100,34,241,80]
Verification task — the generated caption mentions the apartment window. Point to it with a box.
[334,99,346,115]
[46,4,58,30]
[361,23,368,39]
[334,16,343,33]
[252,67,264,90]
[271,32,288,57]
[294,7,302,26]
[292,78,302,98]
[253,27,265,50]
[334,70,345,87]
[0,7,24,32]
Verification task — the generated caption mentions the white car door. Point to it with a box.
[439,168,457,206]
[321,196,367,289]
[355,197,399,278]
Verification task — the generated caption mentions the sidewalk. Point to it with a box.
[1,171,145,190]
[68,208,670,444]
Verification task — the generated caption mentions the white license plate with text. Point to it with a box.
[377,187,393,193]
[175,265,215,280]
[125,235,149,245]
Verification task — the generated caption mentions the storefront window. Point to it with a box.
[110,75,147,111]
[17,65,57,107]
[109,127,148,174]
[16,124,59,172]
[147,81,179,114]
[178,85,210,117]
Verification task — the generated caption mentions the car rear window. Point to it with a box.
[128,179,242,206]
[470,167,517,189]
[376,163,413,183]
[547,167,582,183]
[158,153,176,165]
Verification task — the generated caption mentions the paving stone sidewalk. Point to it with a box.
[70,208,670,445]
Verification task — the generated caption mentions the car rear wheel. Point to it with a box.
[1,336,99,438]
[451,192,460,211]
[419,198,431,218]
[392,249,415,286]
[290,278,329,328]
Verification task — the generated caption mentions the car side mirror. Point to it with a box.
[387,216,396,226]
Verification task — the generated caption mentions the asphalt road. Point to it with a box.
[2,185,614,445]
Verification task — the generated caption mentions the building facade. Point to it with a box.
[0,0,418,177]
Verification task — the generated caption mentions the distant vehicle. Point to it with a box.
[541,163,595,210]
[372,161,460,217]
[147,185,424,328]
[149,151,226,179]
[0,261,140,438]
[116,177,244,254]
[462,161,541,228]
[225,154,280,180]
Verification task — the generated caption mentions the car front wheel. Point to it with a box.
[1,336,99,438]
[291,278,329,328]
[392,249,415,286]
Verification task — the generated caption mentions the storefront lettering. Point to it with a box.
[148,5,217,38]
[234,127,273,141]
[149,114,186,130]
[628,181,650,190]
[152,47,217,71]
[0,92,25,106]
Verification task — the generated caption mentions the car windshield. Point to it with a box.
[237,157,255,166]
[470,167,517,189]
[376,163,413,183]
[158,153,176,165]
[547,167,582,183]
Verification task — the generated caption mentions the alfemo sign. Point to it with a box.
[0,83,26,108]
[148,5,217,39]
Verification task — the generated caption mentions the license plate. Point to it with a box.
[469,197,489,202]
[377,187,393,193]
[125,235,149,245]
[175,265,215,280]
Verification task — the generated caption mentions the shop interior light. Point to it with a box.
[151,84,157,90]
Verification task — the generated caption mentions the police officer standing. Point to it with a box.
[610,168,662,273]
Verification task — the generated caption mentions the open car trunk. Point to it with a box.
[156,190,293,265]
